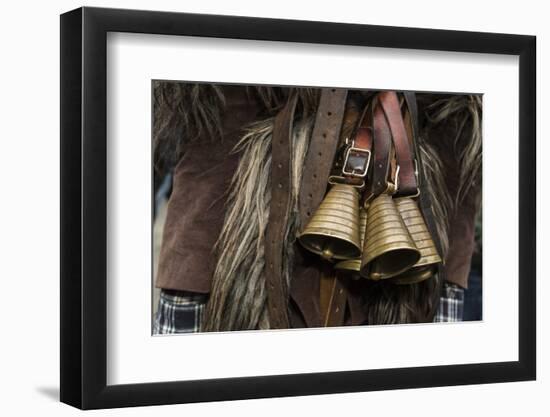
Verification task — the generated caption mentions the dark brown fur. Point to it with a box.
[153,82,319,178]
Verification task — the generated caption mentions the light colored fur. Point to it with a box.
[202,117,313,331]
[425,95,482,207]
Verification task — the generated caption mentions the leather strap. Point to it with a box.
[354,127,373,150]
[342,123,373,184]
[403,92,419,140]
[403,92,420,179]
[323,274,348,327]
[265,94,298,329]
[403,92,427,191]
[367,100,394,202]
[329,105,373,188]
[299,88,348,229]
[379,91,418,197]
[351,106,374,156]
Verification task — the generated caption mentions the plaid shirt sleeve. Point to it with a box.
[433,282,465,322]
[153,290,207,334]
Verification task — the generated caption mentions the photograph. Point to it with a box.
[151,82,483,334]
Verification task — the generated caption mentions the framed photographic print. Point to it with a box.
[60,6,536,409]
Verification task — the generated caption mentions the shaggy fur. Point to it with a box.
[153,82,319,178]
[423,95,483,208]
[361,278,440,324]
[153,83,225,178]
[202,117,313,331]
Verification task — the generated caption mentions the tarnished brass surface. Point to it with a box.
[360,194,420,280]
[391,265,435,285]
[335,208,368,274]
[390,197,442,284]
[298,184,362,261]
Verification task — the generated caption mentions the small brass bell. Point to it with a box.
[360,193,420,280]
[390,197,442,285]
[298,184,362,261]
[334,208,368,275]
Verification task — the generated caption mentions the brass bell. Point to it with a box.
[390,197,442,285]
[391,265,435,285]
[334,207,368,275]
[360,193,420,280]
[298,184,362,261]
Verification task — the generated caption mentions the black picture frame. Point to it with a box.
[60,6,536,410]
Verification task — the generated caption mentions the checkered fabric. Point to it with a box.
[433,282,465,322]
[153,290,207,334]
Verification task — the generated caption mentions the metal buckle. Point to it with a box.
[385,165,400,195]
[389,164,420,197]
[342,141,371,178]
[394,165,400,192]
[411,159,420,197]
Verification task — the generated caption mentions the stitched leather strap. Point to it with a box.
[379,91,418,197]
[299,88,348,229]
[265,94,298,329]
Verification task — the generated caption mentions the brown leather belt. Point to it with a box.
[264,94,298,329]
[322,272,348,327]
[379,91,418,197]
[266,88,348,329]
[367,99,394,202]
[403,91,422,190]
[328,103,373,189]
[299,88,349,229]
[297,88,349,328]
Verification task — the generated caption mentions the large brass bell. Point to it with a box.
[334,208,368,275]
[360,193,420,280]
[298,184,362,261]
[390,197,442,285]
